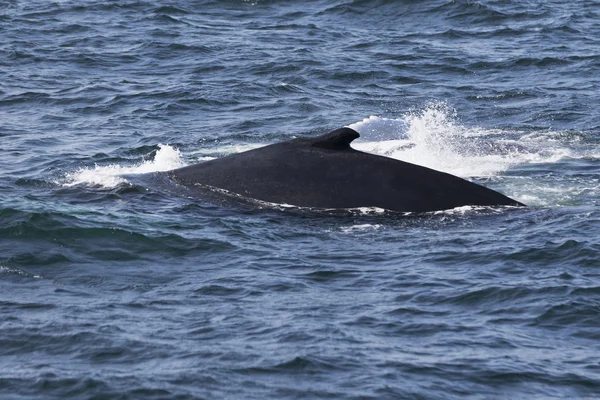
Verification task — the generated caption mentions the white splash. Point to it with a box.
[348,102,575,178]
[63,144,185,188]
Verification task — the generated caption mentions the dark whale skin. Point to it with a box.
[166,127,524,213]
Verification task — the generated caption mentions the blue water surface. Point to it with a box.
[1,1,600,399]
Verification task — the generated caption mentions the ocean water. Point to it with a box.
[2,1,600,398]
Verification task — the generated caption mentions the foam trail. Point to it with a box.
[63,144,185,188]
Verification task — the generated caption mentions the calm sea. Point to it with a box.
[2,1,600,398]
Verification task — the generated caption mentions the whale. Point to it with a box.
[165,127,524,213]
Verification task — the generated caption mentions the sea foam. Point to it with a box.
[62,144,185,188]
[348,102,575,179]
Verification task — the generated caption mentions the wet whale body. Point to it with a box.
[166,127,524,213]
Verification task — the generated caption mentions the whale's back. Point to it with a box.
[168,128,524,212]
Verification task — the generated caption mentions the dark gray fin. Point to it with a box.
[311,127,360,150]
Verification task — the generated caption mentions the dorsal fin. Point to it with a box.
[311,127,360,150]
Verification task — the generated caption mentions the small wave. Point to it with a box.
[62,144,185,188]
[0,265,43,279]
[152,5,191,15]
[340,224,382,233]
